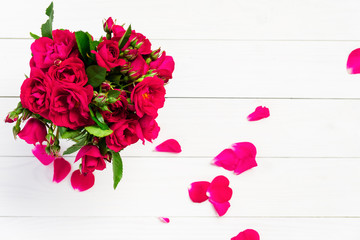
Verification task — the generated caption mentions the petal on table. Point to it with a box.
[53,157,71,183]
[247,106,270,121]
[188,181,210,203]
[155,139,182,153]
[32,144,55,165]
[70,169,95,192]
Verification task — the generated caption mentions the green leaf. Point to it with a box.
[107,90,121,99]
[60,129,82,139]
[63,141,84,155]
[86,65,107,87]
[30,32,40,40]
[89,107,109,130]
[95,111,106,124]
[112,151,123,189]
[107,74,122,85]
[118,25,132,50]
[75,31,91,61]
[41,2,54,38]
[85,125,113,137]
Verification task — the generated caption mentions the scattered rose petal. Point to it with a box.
[209,199,231,217]
[159,217,170,223]
[247,106,270,121]
[207,175,232,203]
[53,157,71,183]
[213,142,257,175]
[32,144,55,165]
[231,229,260,240]
[347,48,360,74]
[71,170,95,192]
[155,139,182,153]
[188,181,210,203]
[232,142,257,175]
[213,148,238,171]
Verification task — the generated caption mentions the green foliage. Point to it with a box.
[41,2,54,38]
[86,65,107,87]
[84,125,113,138]
[118,25,132,50]
[112,151,123,189]
[89,107,109,130]
[107,90,121,99]
[30,32,40,40]
[75,31,91,63]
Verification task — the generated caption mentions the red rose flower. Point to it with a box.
[49,83,94,130]
[91,40,127,71]
[137,115,160,144]
[106,119,139,152]
[150,51,175,83]
[129,31,152,55]
[75,145,106,174]
[103,17,115,33]
[101,94,128,122]
[20,68,52,118]
[18,118,47,145]
[129,55,149,80]
[48,57,88,86]
[131,76,166,118]
[30,30,78,70]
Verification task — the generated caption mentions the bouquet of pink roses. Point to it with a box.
[5,2,175,191]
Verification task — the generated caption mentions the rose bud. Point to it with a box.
[150,51,175,83]
[17,118,47,145]
[125,49,138,61]
[129,55,149,80]
[5,113,18,123]
[46,133,56,145]
[75,145,106,174]
[100,81,112,92]
[103,17,115,33]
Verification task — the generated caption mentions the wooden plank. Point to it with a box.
[1,39,360,98]
[2,98,360,158]
[0,157,359,216]
[0,217,359,240]
[2,0,360,40]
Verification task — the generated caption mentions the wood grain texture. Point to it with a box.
[0,157,359,217]
[1,39,360,98]
[2,98,360,158]
[1,0,360,40]
[0,217,359,240]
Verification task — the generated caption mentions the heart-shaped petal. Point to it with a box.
[71,170,95,192]
[53,157,71,183]
[32,144,55,165]
[159,217,170,223]
[207,175,232,203]
[188,181,210,203]
[347,48,360,74]
[213,148,238,171]
[247,106,270,121]
[232,142,257,175]
[231,229,260,240]
[155,139,182,153]
[209,199,230,217]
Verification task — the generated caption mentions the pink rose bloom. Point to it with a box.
[129,31,152,55]
[49,83,94,130]
[129,55,149,80]
[18,118,47,145]
[75,145,106,174]
[113,25,126,38]
[106,119,139,152]
[131,76,166,118]
[91,40,127,71]
[31,29,78,70]
[48,57,88,86]
[137,115,160,144]
[101,94,128,122]
[150,51,175,83]
[20,68,52,118]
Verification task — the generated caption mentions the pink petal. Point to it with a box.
[231,229,260,240]
[209,199,230,217]
[71,170,95,192]
[159,217,170,223]
[207,175,232,203]
[347,48,360,74]
[247,106,270,121]
[32,144,55,165]
[213,148,238,171]
[155,139,182,153]
[188,181,210,203]
[231,142,257,175]
[53,157,71,183]
[74,145,93,162]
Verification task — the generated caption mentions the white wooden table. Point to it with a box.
[0,0,359,239]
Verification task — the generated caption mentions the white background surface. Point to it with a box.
[0,0,360,239]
